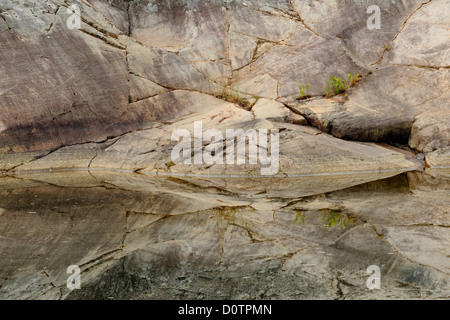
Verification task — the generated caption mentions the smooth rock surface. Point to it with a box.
[0,0,448,174]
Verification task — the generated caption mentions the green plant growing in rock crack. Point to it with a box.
[294,210,306,224]
[322,209,355,229]
[214,84,249,108]
[297,83,312,100]
[325,73,360,98]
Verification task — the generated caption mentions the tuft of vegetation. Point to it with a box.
[294,208,355,229]
[322,209,355,229]
[297,83,313,100]
[213,206,254,223]
[294,210,306,224]
[385,44,391,51]
[214,84,249,108]
[325,73,360,98]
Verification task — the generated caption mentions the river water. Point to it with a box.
[0,169,448,299]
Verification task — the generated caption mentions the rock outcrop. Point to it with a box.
[0,0,448,176]
[0,0,449,300]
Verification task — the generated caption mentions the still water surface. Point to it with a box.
[0,169,448,299]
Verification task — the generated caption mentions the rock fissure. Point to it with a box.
[369,0,433,66]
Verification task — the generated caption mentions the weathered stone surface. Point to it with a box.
[288,66,449,149]
[284,0,449,155]
[88,0,129,34]
[0,0,448,172]
[0,0,129,153]
[426,147,450,168]
[127,39,215,92]
[410,109,450,153]
[10,91,421,177]
[382,0,450,68]
[0,0,449,300]
[252,98,307,125]
[129,74,169,103]
[293,0,432,66]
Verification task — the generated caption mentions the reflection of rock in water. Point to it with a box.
[1,0,448,300]
[0,170,448,300]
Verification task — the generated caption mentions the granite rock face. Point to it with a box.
[1,0,449,301]
[0,0,448,175]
